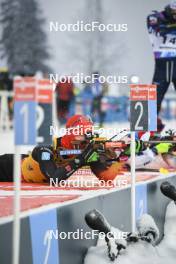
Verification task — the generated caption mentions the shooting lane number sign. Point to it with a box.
[130,84,157,132]
[14,77,37,145]
[14,77,53,145]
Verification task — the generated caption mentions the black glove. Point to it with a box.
[73,141,100,167]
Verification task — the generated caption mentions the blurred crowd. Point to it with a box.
[0,69,113,128]
[55,72,109,126]
[0,68,175,129]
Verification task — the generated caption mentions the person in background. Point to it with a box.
[0,67,12,91]
[90,72,108,127]
[147,1,176,114]
[0,68,13,122]
[55,76,74,124]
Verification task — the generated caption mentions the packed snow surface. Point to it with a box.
[84,201,176,264]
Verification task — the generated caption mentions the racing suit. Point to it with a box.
[0,137,124,183]
[147,10,176,113]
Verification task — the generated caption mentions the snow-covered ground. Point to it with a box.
[84,201,176,264]
[0,130,35,155]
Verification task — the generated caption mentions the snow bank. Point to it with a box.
[84,201,176,264]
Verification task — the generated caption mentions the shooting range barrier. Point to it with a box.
[0,172,176,264]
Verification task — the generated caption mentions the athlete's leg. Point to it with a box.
[153,59,170,114]
[0,154,14,181]
[171,58,176,91]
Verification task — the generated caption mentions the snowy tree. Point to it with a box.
[0,0,51,75]
[64,0,126,76]
[65,0,104,75]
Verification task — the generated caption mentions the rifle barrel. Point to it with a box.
[144,140,176,144]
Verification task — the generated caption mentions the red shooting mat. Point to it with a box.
[0,169,159,218]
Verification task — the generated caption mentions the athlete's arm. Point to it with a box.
[32,142,100,183]
[31,146,82,182]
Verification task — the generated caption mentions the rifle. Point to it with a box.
[58,132,176,160]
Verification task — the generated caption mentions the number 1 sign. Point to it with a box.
[14,77,37,145]
[130,85,157,132]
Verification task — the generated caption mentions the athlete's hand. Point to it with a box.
[73,142,100,167]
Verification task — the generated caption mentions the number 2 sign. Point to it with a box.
[130,85,157,132]
[14,77,37,145]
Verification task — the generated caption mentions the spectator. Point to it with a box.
[0,68,13,122]
[0,67,12,91]
[55,77,74,124]
[90,72,108,126]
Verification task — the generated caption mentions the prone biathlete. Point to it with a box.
[0,115,124,183]
[0,115,175,183]
[119,128,176,169]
